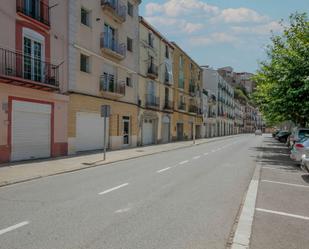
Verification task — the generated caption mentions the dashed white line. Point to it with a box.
[262,180,309,189]
[157,167,171,173]
[179,160,189,165]
[0,221,29,236]
[256,208,309,221]
[98,183,129,195]
[193,156,201,160]
[204,152,209,156]
[211,149,216,153]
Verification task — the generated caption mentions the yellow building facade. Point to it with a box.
[171,43,203,141]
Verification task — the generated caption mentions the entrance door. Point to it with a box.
[142,119,154,145]
[177,123,184,141]
[123,116,130,145]
[162,116,170,143]
[11,100,51,161]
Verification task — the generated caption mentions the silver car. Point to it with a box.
[289,128,309,147]
[301,154,309,173]
[290,137,309,162]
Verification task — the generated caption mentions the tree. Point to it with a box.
[253,13,309,127]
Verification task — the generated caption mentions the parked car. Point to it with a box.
[272,130,280,137]
[289,128,309,147]
[290,137,309,163]
[255,129,262,136]
[301,154,309,173]
[275,131,291,143]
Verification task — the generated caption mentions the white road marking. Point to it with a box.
[0,221,29,236]
[193,156,201,160]
[262,166,297,171]
[262,180,309,189]
[98,183,129,195]
[256,208,309,221]
[157,167,171,173]
[231,152,262,249]
[204,152,209,156]
[179,160,189,165]
[211,149,216,153]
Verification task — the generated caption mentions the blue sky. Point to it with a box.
[140,0,309,73]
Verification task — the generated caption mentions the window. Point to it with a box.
[148,33,154,48]
[126,77,132,87]
[80,54,90,73]
[104,24,116,50]
[179,56,184,89]
[127,37,133,52]
[165,45,169,59]
[81,8,90,27]
[127,2,133,17]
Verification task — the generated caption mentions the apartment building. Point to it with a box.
[244,104,256,133]
[172,43,203,141]
[217,76,234,136]
[0,0,69,163]
[201,67,218,138]
[138,17,174,145]
[67,0,141,154]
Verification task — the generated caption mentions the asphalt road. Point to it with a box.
[0,135,263,249]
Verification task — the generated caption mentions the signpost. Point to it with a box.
[101,105,111,160]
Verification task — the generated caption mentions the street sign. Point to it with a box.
[101,105,111,118]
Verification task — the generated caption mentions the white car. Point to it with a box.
[255,130,262,136]
[301,154,309,173]
[290,138,309,163]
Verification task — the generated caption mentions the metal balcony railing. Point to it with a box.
[0,47,59,87]
[100,75,125,95]
[101,0,126,22]
[178,102,186,111]
[164,100,173,110]
[188,104,198,113]
[145,94,160,108]
[16,0,50,26]
[100,33,126,58]
[147,63,158,78]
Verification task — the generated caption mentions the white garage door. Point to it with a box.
[76,112,109,152]
[11,100,51,161]
[142,119,154,145]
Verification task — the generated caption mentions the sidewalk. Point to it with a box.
[0,135,241,187]
[250,136,309,249]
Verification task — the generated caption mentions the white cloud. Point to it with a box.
[190,32,238,46]
[231,21,283,35]
[213,8,269,24]
[145,16,204,34]
[145,0,219,17]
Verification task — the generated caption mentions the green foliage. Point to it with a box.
[253,13,309,127]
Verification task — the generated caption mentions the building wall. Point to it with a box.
[68,93,138,153]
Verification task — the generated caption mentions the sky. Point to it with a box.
[140,0,309,73]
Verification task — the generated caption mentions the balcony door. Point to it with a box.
[147,81,155,104]
[104,24,116,51]
[24,0,40,19]
[23,32,44,83]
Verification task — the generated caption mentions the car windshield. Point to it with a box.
[299,130,309,138]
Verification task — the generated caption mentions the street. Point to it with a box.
[0,135,263,249]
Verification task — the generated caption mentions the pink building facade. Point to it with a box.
[0,0,69,163]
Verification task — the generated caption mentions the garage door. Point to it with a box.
[76,112,109,152]
[11,100,51,161]
[142,119,154,145]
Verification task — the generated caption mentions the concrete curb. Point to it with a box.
[0,134,244,188]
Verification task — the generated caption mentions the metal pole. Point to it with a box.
[103,116,106,161]
[193,122,196,145]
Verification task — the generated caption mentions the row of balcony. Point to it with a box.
[16,0,128,27]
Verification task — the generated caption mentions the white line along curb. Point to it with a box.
[231,151,262,249]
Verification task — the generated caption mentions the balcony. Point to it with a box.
[178,102,186,112]
[147,63,158,79]
[163,100,174,112]
[100,33,126,60]
[101,0,126,23]
[189,84,196,96]
[188,104,198,114]
[16,0,50,27]
[0,47,59,90]
[99,75,125,97]
[145,94,160,109]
